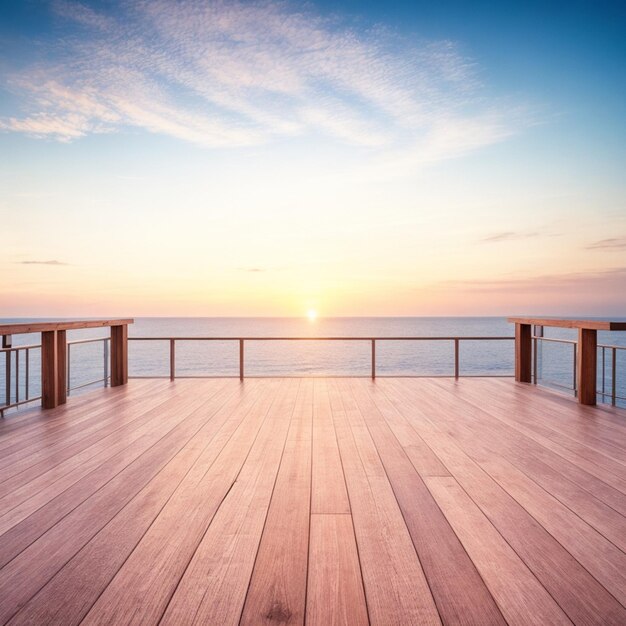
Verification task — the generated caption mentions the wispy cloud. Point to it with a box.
[586,237,626,250]
[52,0,115,30]
[434,267,626,294]
[17,260,70,266]
[480,231,540,243]
[236,267,267,273]
[0,0,530,161]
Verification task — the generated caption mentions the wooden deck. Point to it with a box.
[0,378,625,625]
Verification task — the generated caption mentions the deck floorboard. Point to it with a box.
[0,377,624,625]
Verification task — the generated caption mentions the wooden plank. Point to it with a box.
[0,319,133,335]
[470,378,626,458]
[41,330,58,409]
[0,380,170,481]
[329,380,442,625]
[0,379,161,462]
[514,323,532,383]
[488,376,626,430]
[578,327,598,405]
[157,380,298,626]
[8,380,256,625]
[436,381,626,516]
[380,378,626,625]
[1,376,625,624]
[306,514,369,626]
[0,381,228,621]
[408,378,626,540]
[482,377,626,454]
[0,379,155,439]
[481,456,626,606]
[82,379,290,625]
[349,379,505,625]
[507,317,626,331]
[425,476,571,626]
[311,379,350,514]
[397,381,626,573]
[0,387,169,511]
[239,380,312,626]
[0,382,224,537]
[110,324,128,387]
[351,381,449,478]
[415,378,626,536]
[439,378,626,500]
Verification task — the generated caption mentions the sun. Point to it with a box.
[307,309,318,322]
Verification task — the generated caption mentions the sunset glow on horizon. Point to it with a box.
[1,1,625,317]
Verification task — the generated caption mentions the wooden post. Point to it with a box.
[612,348,617,407]
[56,330,67,405]
[110,324,128,387]
[239,339,244,381]
[2,335,10,407]
[577,328,597,405]
[533,325,543,384]
[41,330,59,409]
[514,323,532,383]
[169,339,175,381]
[371,339,376,379]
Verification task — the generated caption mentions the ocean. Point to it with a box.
[2,317,625,409]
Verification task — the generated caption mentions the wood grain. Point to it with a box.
[507,317,626,331]
[330,379,442,625]
[425,476,571,626]
[514,323,532,383]
[40,331,58,409]
[0,377,625,625]
[349,379,505,625]
[82,379,286,625]
[310,379,351,514]
[577,327,598,405]
[0,319,133,335]
[382,377,626,625]
[306,514,368,626]
[110,323,128,387]
[240,380,312,626]
[158,380,296,626]
[9,381,249,625]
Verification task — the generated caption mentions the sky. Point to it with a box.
[0,0,625,317]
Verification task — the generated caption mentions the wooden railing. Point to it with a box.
[0,319,133,410]
[529,335,625,406]
[128,336,515,381]
[3,316,624,412]
[508,317,626,406]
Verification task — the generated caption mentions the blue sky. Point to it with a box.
[0,0,625,316]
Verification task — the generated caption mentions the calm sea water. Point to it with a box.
[2,317,625,408]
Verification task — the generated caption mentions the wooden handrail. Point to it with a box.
[1,318,133,410]
[129,335,514,382]
[128,336,514,341]
[508,317,626,331]
[508,316,626,406]
[0,319,133,335]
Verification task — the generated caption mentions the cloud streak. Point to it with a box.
[0,0,529,162]
[434,267,626,295]
[586,237,626,250]
[17,260,70,266]
[480,231,540,243]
